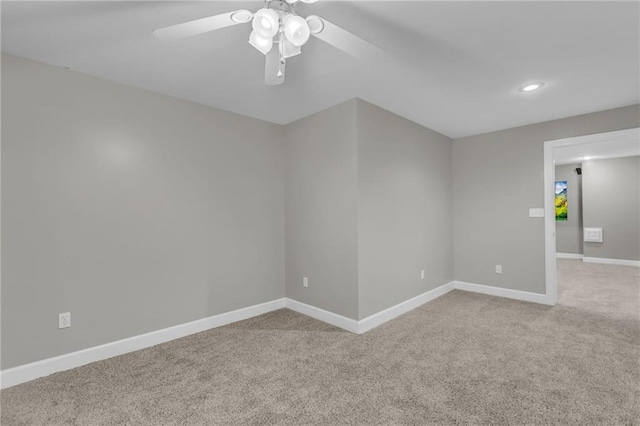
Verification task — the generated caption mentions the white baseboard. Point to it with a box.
[4,289,457,390]
[287,281,456,335]
[0,278,557,389]
[453,281,551,305]
[284,299,360,333]
[583,257,640,267]
[357,281,455,334]
[556,252,584,259]
[0,298,287,390]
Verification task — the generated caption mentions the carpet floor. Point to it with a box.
[2,260,639,425]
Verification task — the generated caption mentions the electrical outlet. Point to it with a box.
[495,265,502,274]
[421,269,425,280]
[303,277,309,288]
[59,312,71,329]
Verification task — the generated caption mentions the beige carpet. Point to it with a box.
[2,259,639,425]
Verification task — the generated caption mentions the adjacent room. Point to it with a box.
[1,1,639,424]
[553,136,640,316]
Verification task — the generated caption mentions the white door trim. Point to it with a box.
[543,127,640,305]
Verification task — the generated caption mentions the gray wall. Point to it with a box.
[582,156,640,261]
[555,164,583,255]
[357,101,453,319]
[284,99,453,320]
[284,100,359,319]
[2,55,286,369]
[453,105,640,294]
[4,53,639,370]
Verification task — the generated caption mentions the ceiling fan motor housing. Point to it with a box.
[268,1,292,14]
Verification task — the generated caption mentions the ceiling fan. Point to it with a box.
[153,0,383,85]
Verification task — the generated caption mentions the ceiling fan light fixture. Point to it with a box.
[153,1,384,85]
[230,10,253,24]
[305,15,324,35]
[249,30,274,55]
[283,14,311,47]
[252,8,279,39]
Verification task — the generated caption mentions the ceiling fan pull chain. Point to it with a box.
[277,38,285,78]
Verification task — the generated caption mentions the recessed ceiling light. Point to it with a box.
[518,81,544,92]
[519,82,545,92]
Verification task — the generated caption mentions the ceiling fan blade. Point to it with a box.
[265,47,285,86]
[307,16,384,61]
[307,15,384,60]
[153,10,249,41]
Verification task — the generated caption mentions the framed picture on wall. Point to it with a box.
[555,181,568,221]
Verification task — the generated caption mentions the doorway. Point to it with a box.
[543,127,640,305]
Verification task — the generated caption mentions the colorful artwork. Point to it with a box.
[555,181,568,221]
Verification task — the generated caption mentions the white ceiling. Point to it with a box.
[2,1,639,138]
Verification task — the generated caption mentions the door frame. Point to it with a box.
[543,127,639,305]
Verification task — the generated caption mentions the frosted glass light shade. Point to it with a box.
[249,30,273,55]
[252,8,279,39]
[283,14,310,47]
[280,37,301,58]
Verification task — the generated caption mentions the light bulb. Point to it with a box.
[283,14,310,47]
[249,30,273,55]
[252,8,279,39]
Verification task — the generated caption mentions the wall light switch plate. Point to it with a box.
[303,277,308,288]
[529,208,545,218]
[59,312,71,329]
[495,265,502,274]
